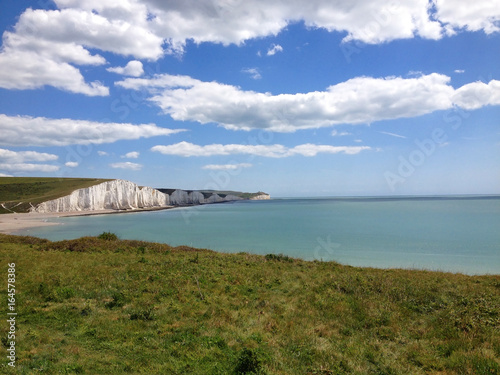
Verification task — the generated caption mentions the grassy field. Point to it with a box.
[0,233,498,374]
[0,177,112,214]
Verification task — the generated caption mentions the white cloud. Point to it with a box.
[144,0,443,47]
[152,141,369,158]
[267,44,283,56]
[451,80,500,110]
[107,60,144,77]
[97,151,109,156]
[122,151,140,159]
[110,162,142,170]
[454,69,465,74]
[0,0,498,95]
[242,68,262,80]
[0,148,59,163]
[0,114,185,147]
[0,148,60,174]
[0,50,109,96]
[65,162,79,167]
[117,73,500,132]
[434,0,500,35]
[0,163,60,173]
[0,173,13,177]
[202,163,253,170]
[0,4,160,95]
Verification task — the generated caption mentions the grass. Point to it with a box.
[0,233,498,374]
[0,177,112,214]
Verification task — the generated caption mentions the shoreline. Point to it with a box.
[0,206,175,234]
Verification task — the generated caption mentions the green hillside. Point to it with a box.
[0,177,112,214]
[0,233,498,374]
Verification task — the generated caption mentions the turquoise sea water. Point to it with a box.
[19,196,500,275]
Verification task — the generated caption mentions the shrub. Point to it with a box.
[98,232,118,241]
[265,253,293,262]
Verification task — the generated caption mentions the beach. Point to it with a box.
[0,206,174,234]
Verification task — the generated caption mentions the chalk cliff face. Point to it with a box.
[30,180,254,214]
[168,190,243,205]
[31,179,170,213]
[250,194,271,200]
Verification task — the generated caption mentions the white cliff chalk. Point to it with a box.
[31,179,169,213]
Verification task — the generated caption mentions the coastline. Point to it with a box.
[0,206,174,235]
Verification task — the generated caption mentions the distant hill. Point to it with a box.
[0,177,111,214]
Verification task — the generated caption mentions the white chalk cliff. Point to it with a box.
[30,180,258,213]
[166,190,243,205]
[250,194,271,200]
[32,179,170,213]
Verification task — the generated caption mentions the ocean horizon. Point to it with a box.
[19,195,500,276]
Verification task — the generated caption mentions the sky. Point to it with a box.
[0,0,499,197]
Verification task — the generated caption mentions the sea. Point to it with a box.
[18,196,500,275]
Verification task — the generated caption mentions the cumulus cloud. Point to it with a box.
[118,73,500,132]
[152,141,370,158]
[0,50,109,96]
[65,162,79,167]
[110,162,142,170]
[122,151,140,159]
[143,0,444,47]
[0,114,185,147]
[107,60,144,77]
[0,0,499,95]
[97,151,109,156]
[202,163,253,170]
[451,80,500,110]
[0,148,60,174]
[0,148,58,163]
[434,0,500,35]
[0,4,159,95]
[267,44,283,56]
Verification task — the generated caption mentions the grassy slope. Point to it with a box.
[0,234,498,374]
[0,177,112,214]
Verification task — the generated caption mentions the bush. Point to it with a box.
[265,253,293,262]
[97,232,118,241]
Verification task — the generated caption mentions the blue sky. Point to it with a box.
[0,0,499,197]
